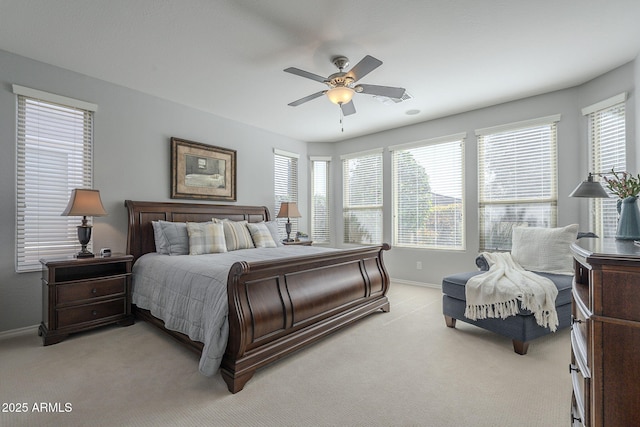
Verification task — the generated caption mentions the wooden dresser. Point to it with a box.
[38,254,134,345]
[570,238,640,426]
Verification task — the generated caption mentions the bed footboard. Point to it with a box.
[221,244,391,393]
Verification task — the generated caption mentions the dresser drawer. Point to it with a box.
[572,295,589,355]
[570,342,590,427]
[57,298,126,328]
[57,276,126,304]
[571,391,586,426]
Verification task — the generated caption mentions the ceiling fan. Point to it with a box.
[284,55,406,116]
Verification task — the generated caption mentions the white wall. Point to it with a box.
[0,50,308,332]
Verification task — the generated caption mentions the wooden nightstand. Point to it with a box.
[38,254,134,345]
[282,240,313,246]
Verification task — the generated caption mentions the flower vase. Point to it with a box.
[616,196,640,240]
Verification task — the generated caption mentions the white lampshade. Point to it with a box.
[326,87,355,105]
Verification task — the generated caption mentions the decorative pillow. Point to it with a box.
[511,224,579,275]
[215,219,255,251]
[264,220,284,247]
[247,222,277,248]
[152,221,170,254]
[156,220,190,255]
[186,222,227,255]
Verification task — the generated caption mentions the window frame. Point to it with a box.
[582,93,627,239]
[14,85,97,272]
[341,148,383,245]
[310,156,331,244]
[476,114,561,251]
[273,148,300,240]
[390,133,466,250]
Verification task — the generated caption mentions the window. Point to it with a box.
[274,149,299,239]
[583,93,627,238]
[14,85,97,272]
[311,157,331,244]
[477,115,560,251]
[342,149,383,244]
[391,134,465,249]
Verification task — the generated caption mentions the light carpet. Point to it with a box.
[0,283,571,427]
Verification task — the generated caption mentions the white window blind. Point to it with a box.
[274,149,299,239]
[586,98,626,238]
[15,90,95,272]
[311,157,330,244]
[342,150,383,244]
[391,135,465,249]
[477,116,559,251]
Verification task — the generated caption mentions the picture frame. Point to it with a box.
[171,137,237,201]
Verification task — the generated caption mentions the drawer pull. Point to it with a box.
[91,288,98,294]
[569,364,580,374]
[92,310,97,316]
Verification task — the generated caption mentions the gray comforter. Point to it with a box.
[132,246,333,376]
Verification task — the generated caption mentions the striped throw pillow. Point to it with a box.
[186,222,227,255]
[217,219,255,251]
[247,222,277,248]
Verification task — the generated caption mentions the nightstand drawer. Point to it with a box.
[57,298,126,328]
[57,276,127,304]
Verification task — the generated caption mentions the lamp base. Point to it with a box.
[76,250,95,259]
[76,224,94,258]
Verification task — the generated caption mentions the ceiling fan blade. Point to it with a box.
[357,84,406,99]
[340,100,356,116]
[288,91,326,106]
[345,55,382,82]
[284,67,327,83]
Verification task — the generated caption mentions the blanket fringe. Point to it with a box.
[465,299,520,321]
[465,297,559,332]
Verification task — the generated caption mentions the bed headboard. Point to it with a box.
[125,200,271,262]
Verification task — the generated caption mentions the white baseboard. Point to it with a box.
[391,278,441,290]
[0,324,39,341]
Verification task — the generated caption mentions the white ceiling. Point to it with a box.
[1,0,640,143]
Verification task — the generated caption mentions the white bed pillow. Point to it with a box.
[511,224,579,275]
[264,220,284,246]
[213,219,255,251]
[186,222,227,255]
[155,220,190,255]
[247,222,277,248]
[152,220,170,254]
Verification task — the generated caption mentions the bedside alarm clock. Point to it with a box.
[100,248,112,257]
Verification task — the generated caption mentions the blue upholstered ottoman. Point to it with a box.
[441,270,573,354]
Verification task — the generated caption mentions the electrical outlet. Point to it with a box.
[416,261,422,270]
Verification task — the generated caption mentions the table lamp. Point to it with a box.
[61,189,108,258]
[276,201,301,242]
[569,173,610,198]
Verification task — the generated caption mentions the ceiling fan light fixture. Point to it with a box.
[326,87,354,105]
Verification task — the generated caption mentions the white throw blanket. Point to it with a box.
[464,252,559,332]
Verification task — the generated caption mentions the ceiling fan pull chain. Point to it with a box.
[339,106,344,132]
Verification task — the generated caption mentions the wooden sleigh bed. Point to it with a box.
[125,200,391,393]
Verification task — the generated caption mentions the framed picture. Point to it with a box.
[171,137,237,201]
